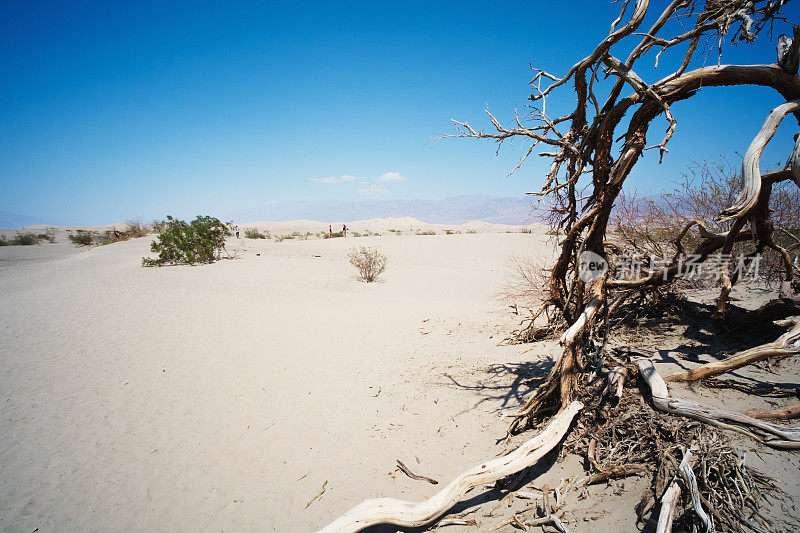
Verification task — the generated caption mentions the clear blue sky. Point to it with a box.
[0,1,797,224]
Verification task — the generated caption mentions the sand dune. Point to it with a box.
[1,220,561,532]
[2,219,798,532]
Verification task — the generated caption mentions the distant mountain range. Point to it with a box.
[0,210,51,229]
[1,195,543,228]
[232,194,542,225]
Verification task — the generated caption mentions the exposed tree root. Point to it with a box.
[638,359,800,449]
[745,402,800,421]
[315,402,582,533]
[663,320,800,383]
[316,3,800,532]
[655,447,705,533]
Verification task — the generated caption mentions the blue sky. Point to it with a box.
[0,1,797,224]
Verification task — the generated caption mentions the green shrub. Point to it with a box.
[142,215,231,266]
[326,231,344,239]
[0,235,9,246]
[94,231,120,246]
[416,230,436,236]
[244,228,269,239]
[9,232,40,245]
[37,229,57,243]
[69,232,93,246]
[347,246,387,282]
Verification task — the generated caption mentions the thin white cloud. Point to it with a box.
[376,171,406,182]
[310,174,359,184]
[358,184,389,198]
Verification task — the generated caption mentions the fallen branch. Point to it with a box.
[655,447,692,533]
[655,446,713,533]
[663,320,800,382]
[677,451,714,533]
[396,459,438,485]
[315,401,582,533]
[525,514,570,532]
[306,480,328,509]
[574,463,647,487]
[488,514,526,531]
[638,359,800,449]
[745,402,800,421]
[435,518,477,528]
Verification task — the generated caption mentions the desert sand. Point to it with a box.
[1,219,798,532]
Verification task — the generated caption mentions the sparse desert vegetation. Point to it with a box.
[142,215,230,266]
[244,228,270,239]
[347,245,387,282]
[67,231,94,246]
[0,230,57,246]
[4,1,800,532]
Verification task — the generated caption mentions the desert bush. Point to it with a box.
[325,231,344,239]
[498,253,551,309]
[244,228,269,239]
[416,230,436,236]
[610,158,800,287]
[9,232,40,245]
[35,229,57,243]
[151,219,165,233]
[68,231,93,246]
[348,246,387,282]
[126,219,150,238]
[95,230,122,246]
[142,215,230,266]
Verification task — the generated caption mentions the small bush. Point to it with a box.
[348,246,387,282]
[126,219,150,238]
[0,235,9,246]
[444,229,460,235]
[142,215,231,266]
[8,232,40,245]
[244,228,269,239]
[416,230,436,236]
[151,220,166,233]
[69,232,93,246]
[325,231,344,239]
[37,229,57,243]
[94,231,120,246]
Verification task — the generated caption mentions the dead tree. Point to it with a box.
[447,0,800,433]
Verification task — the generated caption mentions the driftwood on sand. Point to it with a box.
[663,320,800,383]
[638,359,800,449]
[316,401,582,533]
[745,402,800,421]
[655,446,713,533]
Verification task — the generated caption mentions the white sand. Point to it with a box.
[2,219,798,532]
[1,220,563,532]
